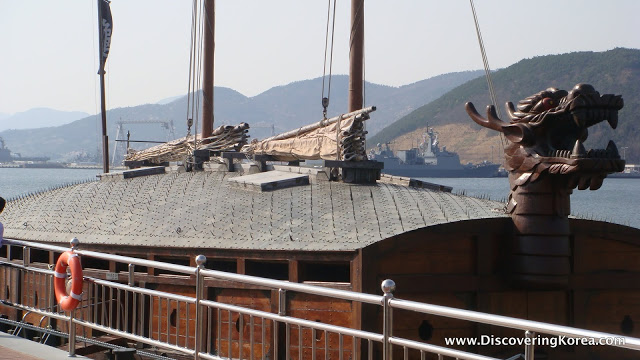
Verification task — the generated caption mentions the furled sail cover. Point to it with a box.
[125,123,250,164]
[243,107,374,162]
[99,0,113,72]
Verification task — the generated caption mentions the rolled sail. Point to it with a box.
[242,107,375,162]
[125,123,250,164]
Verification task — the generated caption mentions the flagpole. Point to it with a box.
[98,0,109,173]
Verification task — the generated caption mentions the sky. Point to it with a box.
[1,0,639,116]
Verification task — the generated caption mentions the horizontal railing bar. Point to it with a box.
[389,298,640,351]
[3,239,195,275]
[198,352,225,360]
[0,300,69,322]
[0,317,175,360]
[85,277,196,303]
[72,317,195,356]
[200,299,383,342]
[3,239,70,253]
[200,268,383,305]
[5,238,381,304]
[389,336,499,360]
[0,261,53,275]
[77,249,194,275]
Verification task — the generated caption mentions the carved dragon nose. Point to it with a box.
[562,83,623,131]
[570,83,597,97]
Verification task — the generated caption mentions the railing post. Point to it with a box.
[22,245,30,312]
[274,288,286,360]
[524,330,535,360]
[48,264,54,327]
[69,309,76,357]
[194,255,206,360]
[381,279,396,360]
[67,237,80,357]
[128,263,135,286]
[23,246,30,268]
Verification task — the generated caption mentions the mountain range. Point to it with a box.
[0,108,89,132]
[2,48,638,165]
[0,71,483,162]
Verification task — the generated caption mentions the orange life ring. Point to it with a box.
[54,251,83,311]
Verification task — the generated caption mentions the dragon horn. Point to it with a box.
[465,102,505,132]
[505,102,518,120]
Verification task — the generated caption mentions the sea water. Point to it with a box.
[417,177,640,228]
[0,168,638,229]
[0,167,101,199]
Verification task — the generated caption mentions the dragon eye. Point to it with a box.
[541,98,555,110]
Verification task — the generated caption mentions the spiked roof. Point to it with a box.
[0,169,506,251]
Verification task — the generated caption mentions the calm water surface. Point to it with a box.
[418,177,640,228]
[1,168,638,229]
[1,168,101,199]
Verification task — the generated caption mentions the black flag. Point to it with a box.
[99,0,113,73]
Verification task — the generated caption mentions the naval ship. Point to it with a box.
[368,128,500,178]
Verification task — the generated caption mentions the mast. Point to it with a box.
[97,0,112,173]
[348,0,364,112]
[201,0,215,138]
[99,68,109,173]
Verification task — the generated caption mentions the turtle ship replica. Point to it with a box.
[2,1,640,359]
[2,84,639,359]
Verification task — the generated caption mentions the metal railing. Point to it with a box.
[1,237,640,360]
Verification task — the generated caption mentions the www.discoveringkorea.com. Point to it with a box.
[444,335,625,348]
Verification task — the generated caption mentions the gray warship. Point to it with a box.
[0,136,58,167]
[368,128,500,178]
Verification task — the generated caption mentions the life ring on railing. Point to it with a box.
[54,251,83,311]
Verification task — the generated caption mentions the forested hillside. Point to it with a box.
[370,48,640,164]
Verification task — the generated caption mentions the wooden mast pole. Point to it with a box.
[348,0,364,112]
[98,0,109,173]
[201,0,215,138]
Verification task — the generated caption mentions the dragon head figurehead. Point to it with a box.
[466,84,624,289]
[467,83,624,190]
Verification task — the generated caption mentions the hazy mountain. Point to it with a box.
[0,71,482,162]
[369,48,640,164]
[4,49,638,165]
[156,95,184,105]
[0,108,89,132]
[250,72,485,136]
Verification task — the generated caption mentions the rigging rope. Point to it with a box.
[186,0,206,153]
[321,0,337,119]
[469,0,506,148]
[186,0,199,138]
[194,0,205,151]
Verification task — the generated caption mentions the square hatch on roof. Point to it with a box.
[228,170,309,191]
